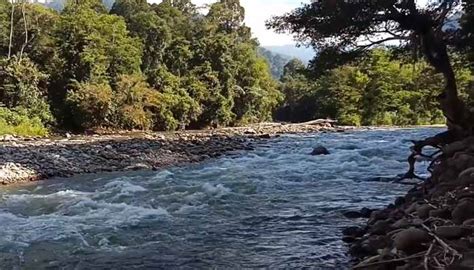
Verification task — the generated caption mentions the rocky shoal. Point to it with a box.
[0,121,340,185]
[344,136,474,269]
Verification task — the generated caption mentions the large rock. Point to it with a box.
[435,226,469,240]
[310,146,330,156]
[416,204,434,219]
[394,228,431,253]
[452,199,474,224]
[429,208,451,219]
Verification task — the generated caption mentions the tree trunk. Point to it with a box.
[419,29,471,135]
[8,0,14,60]
[19,0,28,60]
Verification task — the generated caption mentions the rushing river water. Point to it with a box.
[0,128,442,269]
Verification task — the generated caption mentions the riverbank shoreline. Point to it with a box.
[345,135,474,269]
[0,121,343,185]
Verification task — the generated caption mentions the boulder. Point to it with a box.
[429,208,451,219]
[435,226,468,240]
[360,207,374,218]
[369,220,391,235]
[394,228,431,253]
[310,146,330,156]
[343,211,362,219]
[391,218,411,229]
[342,226,366,238]
[416,204,435,219]
[452,200,474,224]
[463,218,474,226]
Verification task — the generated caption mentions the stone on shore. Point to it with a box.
[452,199,474,224]
[435,226,468,239]
[393,228,430,253]
[0,122,339,185]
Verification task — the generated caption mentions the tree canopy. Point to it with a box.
[269,0,472,133]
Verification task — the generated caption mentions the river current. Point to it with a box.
[0,128,442,269]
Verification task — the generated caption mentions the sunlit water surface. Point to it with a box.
[0,128,442,269]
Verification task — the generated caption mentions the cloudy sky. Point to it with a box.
[177,0,311,46]
[154,0,432,47]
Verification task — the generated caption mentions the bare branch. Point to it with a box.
[8,0,15,60]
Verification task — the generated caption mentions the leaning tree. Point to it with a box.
[268,0,474,180]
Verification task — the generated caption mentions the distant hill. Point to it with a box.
[258,47,293,80]
[263,45,315,64]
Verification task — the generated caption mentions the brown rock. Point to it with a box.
[429,208,451,219]
[416,204,434,219]
[435,226,467,240]
[310,146,330,156]
[391,218,411,229]
[369,220,391,235]
[394,228,431,253]
[453,200,474,224]
[405,202,420,213]
[463,218,474,226]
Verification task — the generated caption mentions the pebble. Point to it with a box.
[0,123,337,184]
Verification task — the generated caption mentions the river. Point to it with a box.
[0,128,442,269]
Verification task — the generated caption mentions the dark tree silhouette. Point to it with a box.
[268,0,473,180]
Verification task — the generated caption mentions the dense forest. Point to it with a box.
[0,0,472,136]
[277,49,473,126]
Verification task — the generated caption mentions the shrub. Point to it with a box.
[0,107,49,136]
[0,57,54,125]
[66,82,113,129]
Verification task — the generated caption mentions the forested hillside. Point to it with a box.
[257,47,292,79]
[0,0,281,135]
[276,49,474,126]
[0,0,472,136]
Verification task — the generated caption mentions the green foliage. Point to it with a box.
[0,107,48,136]
[277,49,472,126]
[0,57,51,136]
[66,81,113,129]
[55,2,142,83]
[0,57,53,124]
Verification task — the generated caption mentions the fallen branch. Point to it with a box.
[421,224,462,259]
[424,240,436,270]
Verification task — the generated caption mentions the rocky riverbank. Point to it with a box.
[0,121,340,185]
[344,136,474,269]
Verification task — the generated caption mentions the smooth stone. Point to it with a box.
[453,200,474,224]
[429,208,451,219]
[391,218,411,229]
[463,218,474,226]
[435,226,467,239]
[405,202,420,213]
[360,207,374,218]
[394,196,406,207]
[343,211,362,219]
[416,204,435,219]
[342,226,366,237]
[310,146,330,156]
[369,220,391,235]
[394,228,431,253]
